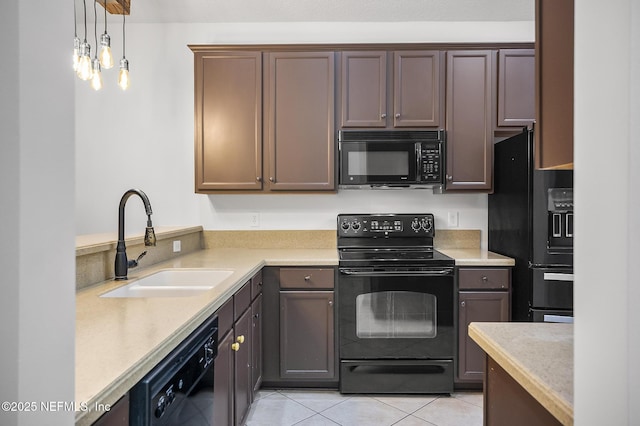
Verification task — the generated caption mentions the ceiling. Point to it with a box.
[102,0,534,24]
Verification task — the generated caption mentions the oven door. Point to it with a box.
[338,267,454,359]
[339,141,418,186]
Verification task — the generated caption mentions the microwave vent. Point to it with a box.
[339,130,444,142]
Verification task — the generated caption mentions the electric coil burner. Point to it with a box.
[337,214,455,394]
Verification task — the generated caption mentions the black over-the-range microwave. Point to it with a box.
[338,130,446,189]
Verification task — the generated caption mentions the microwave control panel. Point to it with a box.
[420,142,443,183]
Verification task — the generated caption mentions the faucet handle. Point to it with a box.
[127,251,147,268]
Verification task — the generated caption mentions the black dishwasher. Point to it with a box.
[130,315,218,426]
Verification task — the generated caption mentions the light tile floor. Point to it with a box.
[245,390,483,426]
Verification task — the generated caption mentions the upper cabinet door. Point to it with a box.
[194,51,262,191]
[445,50,496,191]
[340,51,387,127]
[535,0,574,169]
[497,49,535,128]
[265,52,335,191]
[393,50,444,128]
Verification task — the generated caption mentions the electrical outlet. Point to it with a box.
[172,240,181,253]
[447,211,459,227]
[249,213,260,228]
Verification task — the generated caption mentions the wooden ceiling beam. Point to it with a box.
[97,0,130,15]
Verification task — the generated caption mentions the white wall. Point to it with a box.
[0,2,75,426]
[574,0,639,424]
[75,21,534,249]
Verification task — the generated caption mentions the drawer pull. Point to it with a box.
[236,335,245,344]
[482,276,488,282]
[304,275,312,281]
[231,343,240,351]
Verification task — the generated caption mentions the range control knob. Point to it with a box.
[340,221,350,231]
[411,219,421,232]
[351,221,361,231]
[421,218,433,232]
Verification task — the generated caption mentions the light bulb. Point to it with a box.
[118,58,130,90]
[91,58,103,91]
[99,33,114,69]
[77,42,92,81]
[73,37,81,71]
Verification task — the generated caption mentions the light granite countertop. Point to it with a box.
[75,244,513,424]
[438,248,515,267]
[468,322,573,426]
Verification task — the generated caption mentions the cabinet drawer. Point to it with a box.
[459,268,510,290]
[215,297,234,337]
[234,281,252,319]
[280,268,334,289]
[251,269,263,300]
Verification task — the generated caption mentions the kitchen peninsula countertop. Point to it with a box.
[75,240,513,424]
[468,322,573,426]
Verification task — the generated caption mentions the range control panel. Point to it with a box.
[338,214,435,237]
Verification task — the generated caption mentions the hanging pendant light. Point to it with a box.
[90,0,103,90]
[77,0,92,80]
[98,3,114,69]
[118,13,130,90]
[72,0,81,71]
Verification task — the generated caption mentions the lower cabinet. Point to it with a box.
[213,270,263,426]
[262,267,338,387]
[457,268,511,384]
[280,291,335,379]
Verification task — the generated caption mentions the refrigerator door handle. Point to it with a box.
[543,272,574,282]
[543,314,574,323]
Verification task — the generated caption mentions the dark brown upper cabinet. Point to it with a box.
[192,49,336,193]
[340,50,443,128]
[445,50,496,191]
[193,51,263,192]
[340,51,388,127]
[393,50,444,128]
[535,0,574,169]
[264,51,335,191]
[497,49,535,128]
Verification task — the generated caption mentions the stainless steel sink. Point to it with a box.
[100,268,234,298]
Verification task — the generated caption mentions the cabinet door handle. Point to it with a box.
[329,300,333,307]
[256,176,262,182]
[269,177,275,182]
[254,312,260,319]
[236,335,245,344]
[381,113,387,119]
[461,301,466,307]
[446,174,453,181]
[395,113,400,118]
[231,343,240,351]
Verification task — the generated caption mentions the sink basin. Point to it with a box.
[100,269,234,298]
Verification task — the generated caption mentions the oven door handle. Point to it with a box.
[340,268,454,277]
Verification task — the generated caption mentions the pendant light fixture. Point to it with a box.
[72,0,81,71]
[77,0,93,80]
[98,2,114,69]
[90,0,103,90]
[117,12,130,90]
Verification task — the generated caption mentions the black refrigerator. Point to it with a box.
[488,128,574,322]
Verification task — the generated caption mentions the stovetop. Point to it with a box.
[337,214,455,267]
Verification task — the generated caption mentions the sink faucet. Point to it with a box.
[114,189,157,280]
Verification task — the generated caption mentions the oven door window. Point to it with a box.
[356,291,436,338]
